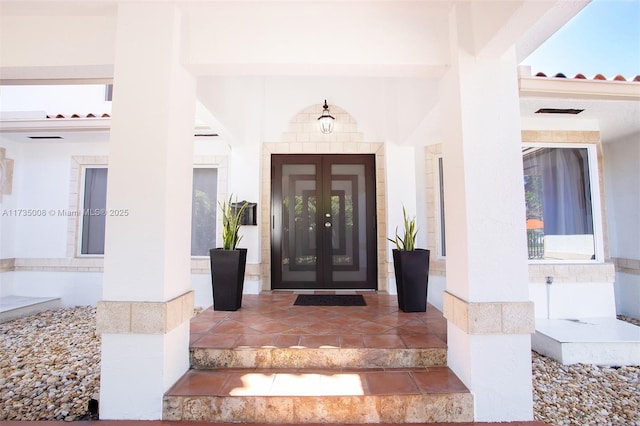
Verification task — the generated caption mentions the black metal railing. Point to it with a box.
[527,230,545,259]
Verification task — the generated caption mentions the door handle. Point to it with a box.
[324,221,332,228]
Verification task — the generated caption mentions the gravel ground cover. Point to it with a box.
[532,351,638,425]
[0,307,638,424]
[0,307,100,421]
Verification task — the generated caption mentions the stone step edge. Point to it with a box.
[190,347,447,369]
[163,393,473,423]
[0,297,61,324]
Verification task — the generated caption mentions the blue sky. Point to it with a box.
[522,0,640,79]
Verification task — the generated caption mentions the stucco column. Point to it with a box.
[96,3,195,419]
[440,5,535,422]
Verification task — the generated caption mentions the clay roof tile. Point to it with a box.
[46,113,110,119]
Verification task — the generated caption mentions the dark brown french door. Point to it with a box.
[271,154,377,290]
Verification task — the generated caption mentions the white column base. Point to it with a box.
[99,322,189,419]
[447,325,534,422]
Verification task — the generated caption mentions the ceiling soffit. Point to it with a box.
[0,1,581,81]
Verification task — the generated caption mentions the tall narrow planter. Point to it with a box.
[392,248,430,312]
[209,248,247,311]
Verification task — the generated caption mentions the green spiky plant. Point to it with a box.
[387,205,418,251]
[219,195,248,250]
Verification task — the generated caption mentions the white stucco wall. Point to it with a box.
[0,138,108,305]
[614,273,640,318]
[603,135,640,259]
[0,140,19,258]
[0,16,116,72]
[16,142,108,257]
[227,143,261,264]
[604,134,640,318]
[8,271,102,307]
[385,143,419,246]
[529,281,617,319]
[0,140,18,297]
[184,2,449,73]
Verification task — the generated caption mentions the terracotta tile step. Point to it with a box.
[163,367,473,423]
[191,346,447,369]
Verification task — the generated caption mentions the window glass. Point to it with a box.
[523,147,595,261]
[81,168,108,255]
[191,168,218,256]
[79,167,218,257]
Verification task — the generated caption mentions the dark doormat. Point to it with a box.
[294,294,367,306]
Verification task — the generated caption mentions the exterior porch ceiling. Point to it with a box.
[0,0,582,81]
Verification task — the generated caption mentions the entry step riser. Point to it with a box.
[191,347,447,369]
[163,394,473,423]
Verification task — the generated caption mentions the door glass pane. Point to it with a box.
[331,164,367,281]
[282,164,317,282]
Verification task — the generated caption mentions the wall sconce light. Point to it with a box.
[317,99,335,134]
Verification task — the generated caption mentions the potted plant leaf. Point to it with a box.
[388,205,430,312]
[209,195,249,311]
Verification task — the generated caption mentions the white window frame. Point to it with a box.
[77,165,222,258]
[70,156,228,261]
[523,142,604,264]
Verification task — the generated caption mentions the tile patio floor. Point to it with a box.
[188,291,448,351]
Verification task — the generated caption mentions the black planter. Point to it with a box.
[392,248,430,312]
[209,248,247,311]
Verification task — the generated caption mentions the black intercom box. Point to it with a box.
[231,201,257,225]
